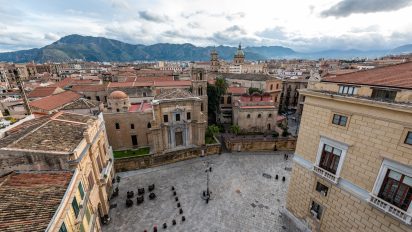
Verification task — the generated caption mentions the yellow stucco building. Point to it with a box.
[285,62,412,231]
[0,112,114,232]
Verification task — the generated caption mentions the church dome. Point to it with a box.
[109,91,128,99]
[235,43,245,56]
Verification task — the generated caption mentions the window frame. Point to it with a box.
[332,114,348,127]
[115,122,120,130]
[309,200,324,221]
[404,131,412,145]
[372,159,412,214]
[163,115,168,123]
[59,222,68,232]
[338,85,358,95]
[72,197,80,218]
[186,112,191,120]
[315,136,349,180]
[78,182,85,200]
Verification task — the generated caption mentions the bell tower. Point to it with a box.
[233,43,245,64]
[191,68,208,119]
[210,48,219,72]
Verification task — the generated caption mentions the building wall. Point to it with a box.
[103,111,152,150]
[286,91,412,232]
[233,107,277,132]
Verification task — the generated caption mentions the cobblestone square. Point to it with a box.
[105,152,294,232]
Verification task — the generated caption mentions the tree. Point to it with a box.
[230,124,241,135]
[206,124,220,138]
[248,87,263,94]
[207,77,228,123]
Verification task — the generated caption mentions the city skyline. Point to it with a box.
[1,0,412,52]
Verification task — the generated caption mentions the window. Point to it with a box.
[270,84,273,90]
[276,83,279,89]
[96,96,100,101]
[310,201,323,220]
[404,131,412,145]
[116,109,120,112]
[176,113,180,121]
[227,96,232,104]
[315,182,329,196]
[115,123,120,129]
[338,85,358,95]
[131,135,138,146]
[247,114,250,119]
[187,112,191,120]
[378,169,412,211]
[143,92,147,97]
[319,144,342,174]
[78,182,85,200]
[130,124,135,129]
[258,114,261,118]
[163,115,168,123]
[72,197,80,218]
[220,97,224,104]
[85,205,91,222]
[59,222,68,232]
[147,122,151,128]
[332,114,347,126]
[268,114,272,118]
[88,172,94,191]
[201,103,204,112]
[371,89,397,101]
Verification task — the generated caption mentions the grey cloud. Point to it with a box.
[225,12,245,20]
[181,11,205,19]
[321,0,412,17]
[224,25,247,35]
[256,27,288,40]
[187,22,200,29]
[44,32,60,41]
[138,11,170,23]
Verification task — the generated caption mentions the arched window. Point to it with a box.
[268,114,272,118]
[270,84,273,90]
[147,122,151,128]
[130,124,135,129]
[267,124,271,130]
[227,96,232,104]
[247,114,251,119]
[116,109,120,112]
[201,103,204,112]
[276,83,279,89]
[258,114,262,118]
[115,123,120,129]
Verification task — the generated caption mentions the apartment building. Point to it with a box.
[0,112,114,231]
[286,62,412,231]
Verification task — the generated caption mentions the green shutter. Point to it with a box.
[78,182,85,199]
[72,197,80,218]
[59,222,68,232]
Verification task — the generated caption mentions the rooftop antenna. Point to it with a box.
[14,69,32,115]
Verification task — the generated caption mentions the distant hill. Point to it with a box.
[0,34,410,62]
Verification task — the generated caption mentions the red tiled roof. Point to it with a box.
[322,62,412,89]
[0,171,73,232]
[50,78,74,88]
[228,87,247,94]
[29,91,81,111]
[154,80,191,87]
[27,87,63,98]
[71,84,106,92]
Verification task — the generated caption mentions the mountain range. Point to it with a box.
[0,34,411,63]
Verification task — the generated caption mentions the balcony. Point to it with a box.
[313,165,338,184]
[369,194,412,225]
[76,190,90,224]
[100,159,113,184]
[87,214,97,232]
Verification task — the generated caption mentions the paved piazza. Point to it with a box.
[105,152,294,232]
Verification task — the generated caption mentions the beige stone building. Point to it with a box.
[103,88,207,154]
[285,62,412,232]
[0,111,114,232]
[233,93,278,133]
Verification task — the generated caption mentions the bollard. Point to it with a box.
[182,216,186,222]
[171,186,175,191]
[163,223,167,229]
[275,174,278,180]
[179,208,183,214]
[172,219,176,225]
[173,191,176,196]
[175,197,178,201]
[177,202,181,208]
[282,176,286,182]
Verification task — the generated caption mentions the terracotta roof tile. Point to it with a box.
[322,62,412,89]
[71,84,106,92]
[27,87,63,98]
[0,171,73,232]
[29,91,81,111]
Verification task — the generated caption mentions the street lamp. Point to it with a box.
[201,160,212,203]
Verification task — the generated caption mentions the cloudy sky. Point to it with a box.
[1,0,412,52]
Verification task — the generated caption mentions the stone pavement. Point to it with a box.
[104,152,294,232]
